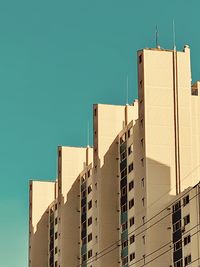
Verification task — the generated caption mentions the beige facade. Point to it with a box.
[29,45,200,267]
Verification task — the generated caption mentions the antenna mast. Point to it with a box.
[173,19,176,51]
[87,121,89,147]
[155,25,159,48]
[126,75,129,105]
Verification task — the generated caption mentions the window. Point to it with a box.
[122,256,128,265]
[140,119,143,128]
[55,247,57,254]
[183,195,189,206]
[122,222,128,232]
[173,201,181,212]
[184,255,191,266]
[82,253,87,263]
[129,180,134,191]
[88,200,92,210]
[130,252,135,261]
[174,240,182,251]
[82,190,86,198]
[174,259,183,267]
[120,133,126,144]
[141,178,144,187]
[88,217,92,226]
[121,151,126,161]
[142,216,145,224]
[82,237,87,245]
[184,235,191,246]
[140,80,143,88]
[81,175,86,183]
[142,235,145,244]
[184,214,190,226]
[55,203,57,210]
[121,186,127,196]
[129,198,134,209]
[173,220,181,232]
[192,88,198,96]
[82,221,86,230]
[130,234,135,244]
[121,203,127,213]
[142,197,145,206]
[128,163,134,173]
[88,233,92,242]
[141,138,144,147]
[55,232,58,240]
[88,250,92,258]
[88,184,92,195]
[82,205,86,214]
[121,168,127,179]
[129,216,135,227]
[88,169,91,177]
[141,158,144,167]
[122,240,128,249]
[55,217,58,225]
[128,144,133,155]
[128,127,133,138]
[139,54,142,63]
[55,261,57,267]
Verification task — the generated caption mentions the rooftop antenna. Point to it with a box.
[87,121,90,147]
[126,75,129,105]
[173,19,176,51]
[155,25,159,48]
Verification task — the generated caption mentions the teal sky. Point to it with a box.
[0,0,200,266]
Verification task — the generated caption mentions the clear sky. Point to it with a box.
[0,0,200,266]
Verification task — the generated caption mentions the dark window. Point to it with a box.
[121,203,127,213]
[173,220,181,232]
[184,255,191,266]
[128,163,134,173]
[129,216,134,227]
[120,133,126,144]
[55,232,58,240]
[122,256,128,265]
[129,198,134,209]
[173,201,181,212]
[141,178,144,187]
[88,233,92,242]
[128,127,133,137]
[88,184,92,194]
[129,180,134,191]
[122,222,128,232]
[130,234,135,244]
[121,168,127,179]
[121,186,127,196]
[174,259,183,267]
[88,217,92,226]
[139,54,142,63]
[174,240,182,251]
[128,144,133,155]
[122,240,128,249]
[183,214,190,226]
[183,195,189,206]
[88,200,92,210]
[184,235,191,246]
[130,252,135,261]
[88,249,92,258]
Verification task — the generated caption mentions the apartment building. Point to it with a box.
[29,45,200,267]
[170,182,200,267]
